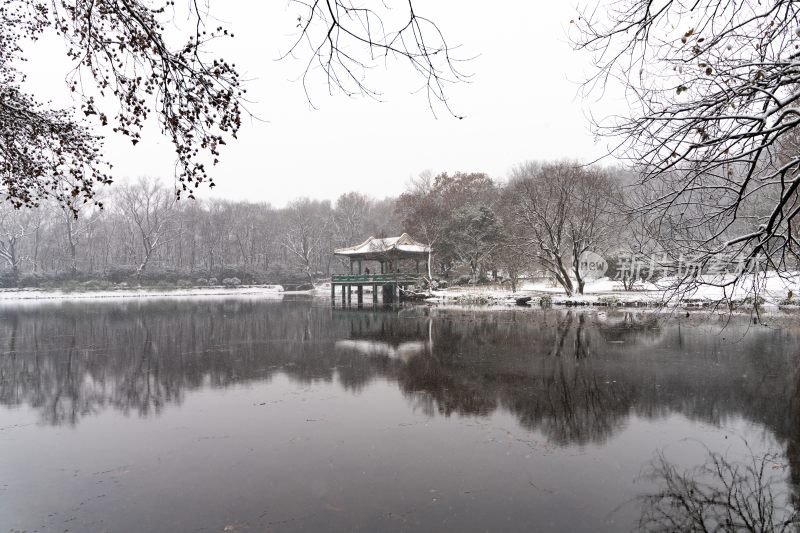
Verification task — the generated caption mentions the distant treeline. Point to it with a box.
[0,163,632,294]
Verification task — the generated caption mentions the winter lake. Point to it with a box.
[1,297,799,532]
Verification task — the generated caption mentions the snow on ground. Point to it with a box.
[0,285,290,301]
[1,272,797,309]
[429,272,800,308]
[651,271,800,306]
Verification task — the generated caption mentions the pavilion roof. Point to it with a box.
[333,233,430,259]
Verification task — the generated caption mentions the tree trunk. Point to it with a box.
[32,226,40,274]
[427,250,432,279]
[553,255,574,296]
[470,261,479,283]
[572,244,586,295]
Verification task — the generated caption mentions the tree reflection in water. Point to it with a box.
[1,300,800,465]
[0,302,796,434]
[4,299,800,527]
[638,442,800,532]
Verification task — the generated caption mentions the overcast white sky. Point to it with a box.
[25,1,624,207]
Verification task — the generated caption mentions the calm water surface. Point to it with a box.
[1,298,799,532]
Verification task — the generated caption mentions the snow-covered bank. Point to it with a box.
[1,272,797,311]
[0,285,295,301]
[427,273,800,309]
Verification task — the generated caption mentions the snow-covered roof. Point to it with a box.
[334,233,430,258]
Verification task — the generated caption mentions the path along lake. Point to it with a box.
[1,297,799,532]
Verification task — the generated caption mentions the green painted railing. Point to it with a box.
[331,273,423,284]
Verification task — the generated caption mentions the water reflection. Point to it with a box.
[334,307,434,361]
[638,442,800,532]
[2,299,800,530]
[1,301,798,440]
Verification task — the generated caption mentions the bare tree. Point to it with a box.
[573,0,800,300]
[2,1,464,211]
[333,192,372,261]
[567,167,621,293]
[1,0,242,210]
[116,178,177,279]
[507,162,577,295]
[284,0,469,116]
[280,198,331,283]
[0,203,39,282]
[495,190,532,292]
[58,198,102,275]
[506,162,619,295]
[396,174,448,278]
[197,200,234,272]
[229,202,271,269]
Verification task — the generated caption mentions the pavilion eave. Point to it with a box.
[334,249,429,261]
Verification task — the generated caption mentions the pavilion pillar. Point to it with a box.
[331,282,335,304]
[372,285,378,303]
[347,285,351,305]
[357,286,363,306]
[357,260,362,275]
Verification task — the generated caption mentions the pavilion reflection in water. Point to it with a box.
[3,300,800,508]
[333,307,433,362]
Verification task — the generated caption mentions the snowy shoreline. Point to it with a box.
[0,285,294,301]
[0,273,797,312]
[427,273,800,310]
